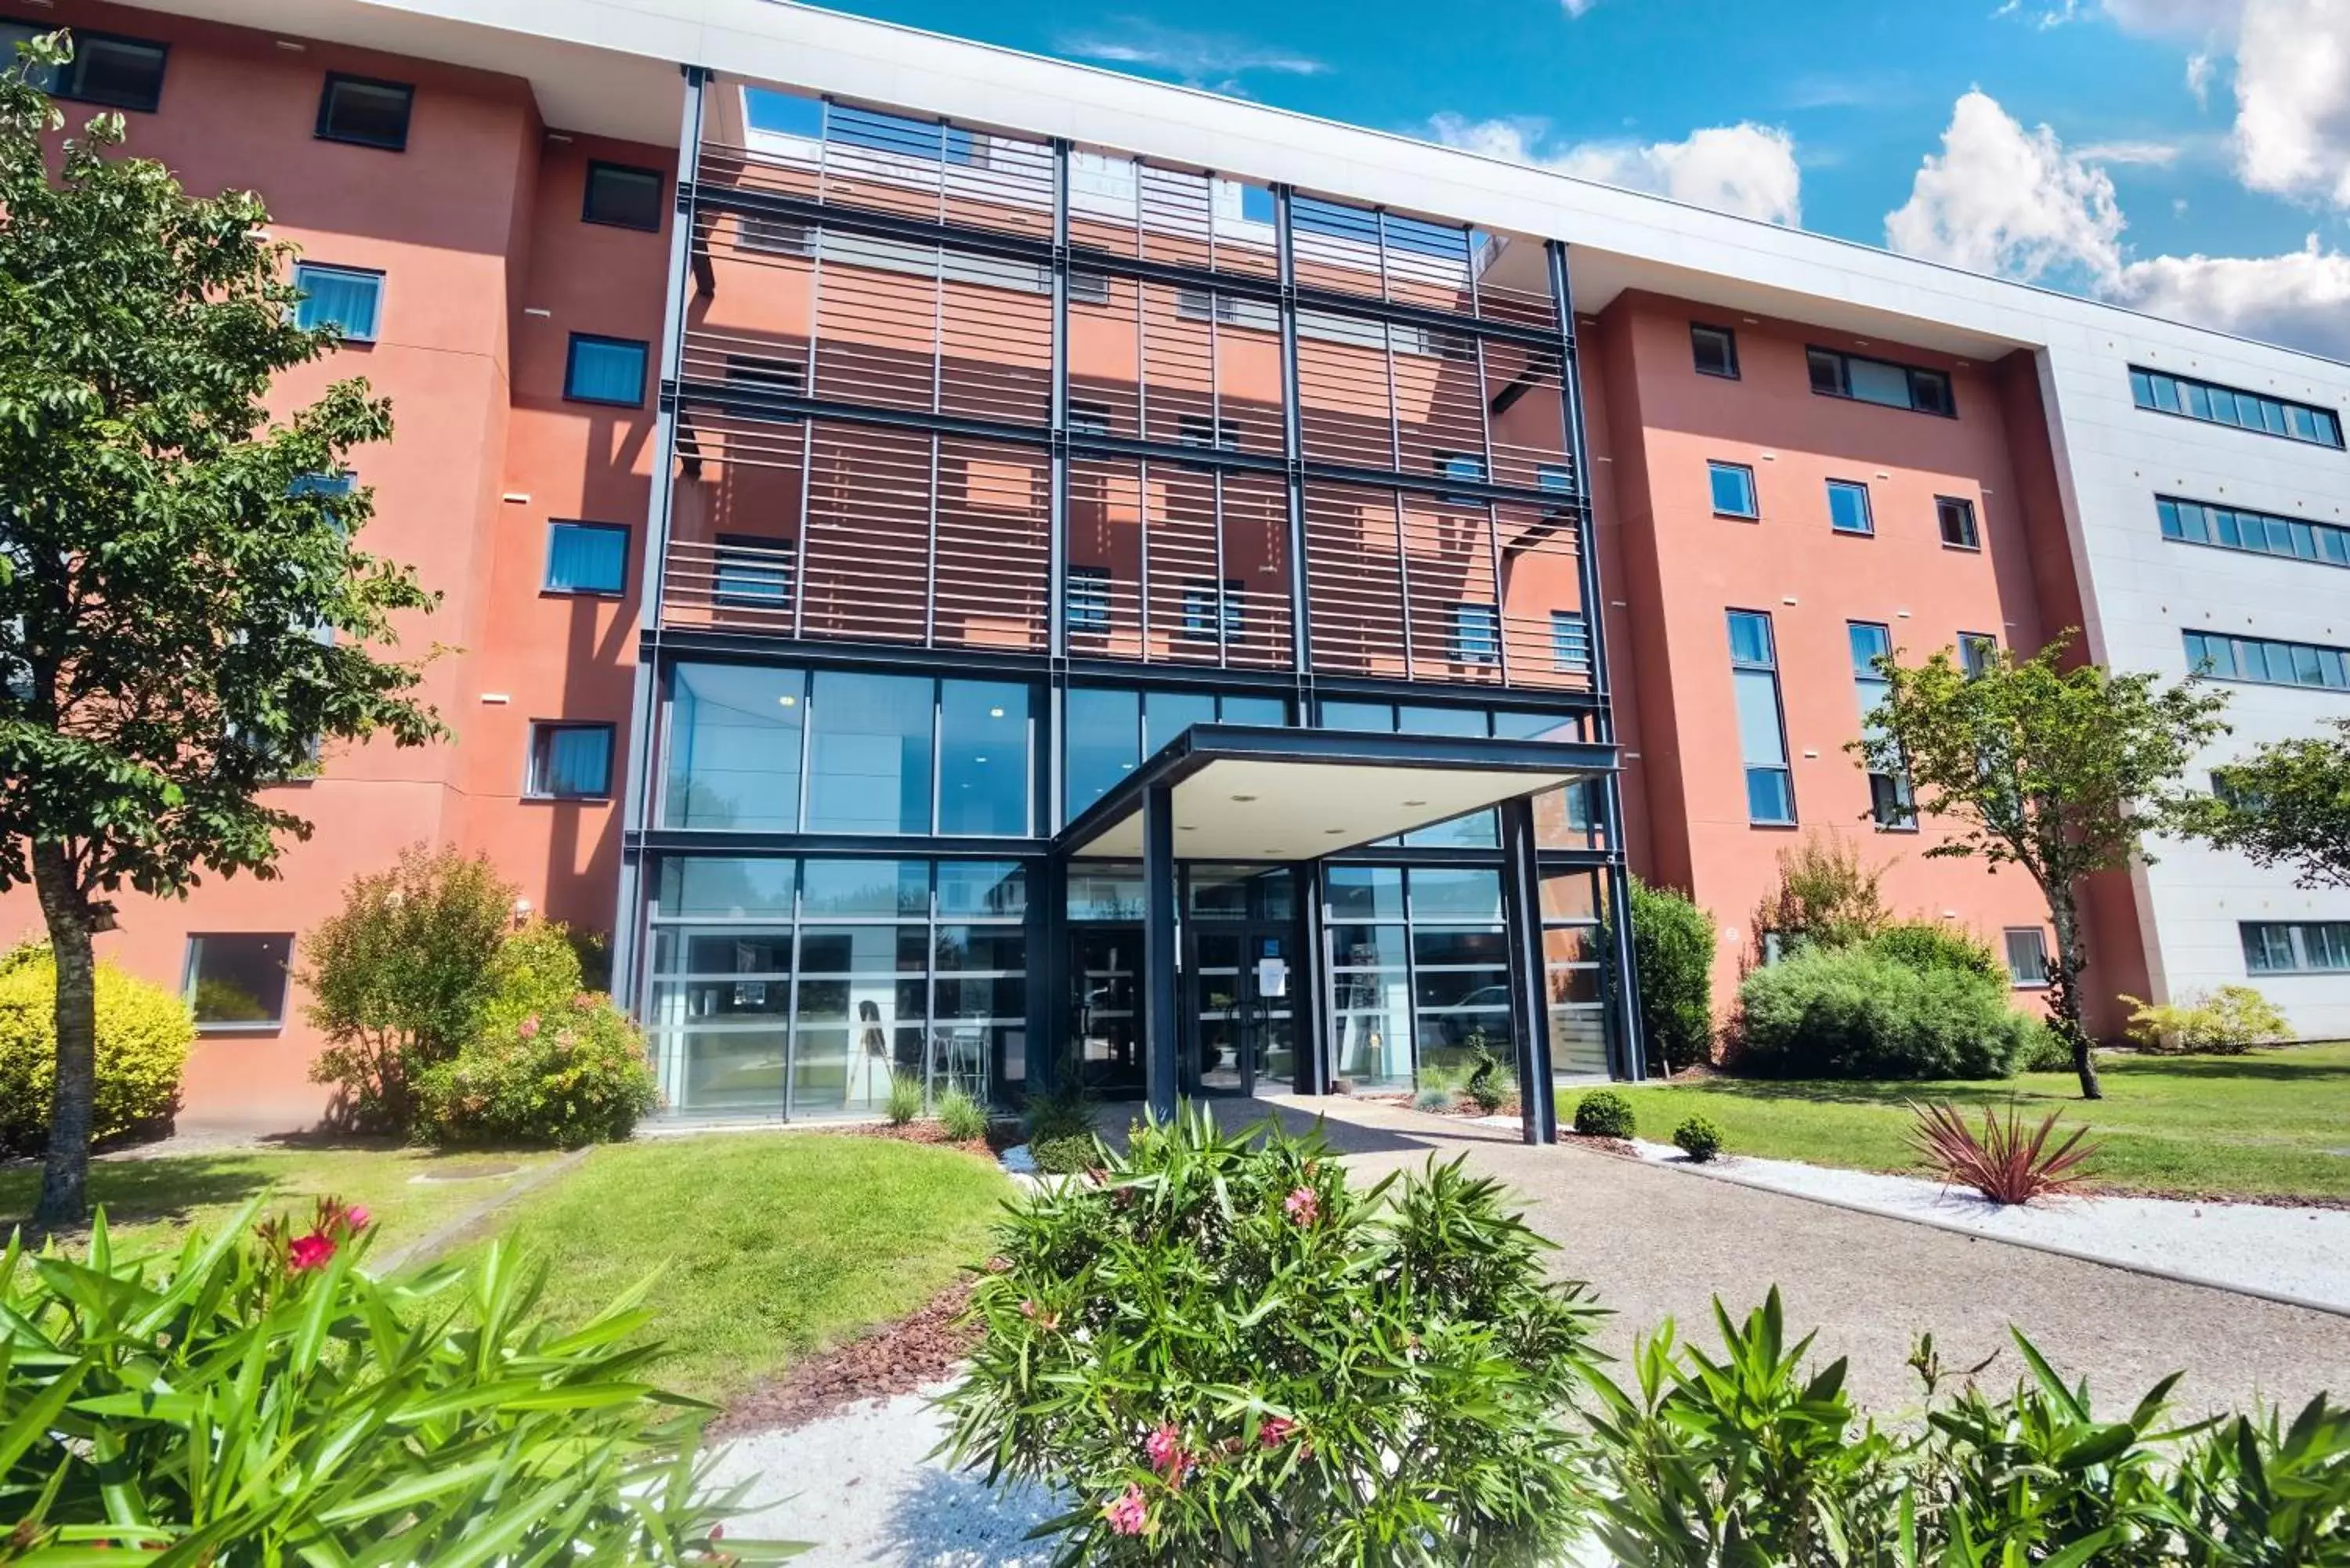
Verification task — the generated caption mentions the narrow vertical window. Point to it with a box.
[2004,928,2051,988]
[1551,610,1590,675]
[1066,565,1112,631]
[1728,610,1795,825]
[1848,622,1914,829]
[1826,480,1874,536]
[1452,604,1499,665]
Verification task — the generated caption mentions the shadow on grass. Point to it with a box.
[0,1154,279,1234]
[1672,1077,2092,1111]
[2099,1056,2350,1084]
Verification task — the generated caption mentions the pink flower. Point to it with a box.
[1284,1187,1320,1227]
[287,1232,336,1272]
[343,1205,371,1232]
[517,1015,541,1039]
[1103,1484,1148,1537]
[1259,1415,1296,1449]
[1144,1423,1192,1486]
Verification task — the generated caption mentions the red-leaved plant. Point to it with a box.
[1907,1100,2099,1205]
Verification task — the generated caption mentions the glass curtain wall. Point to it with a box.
[1327,865,1513,1089]
[645,856,1029,1118]
[1540,869,1611,1078]
[1062,685,1292,822]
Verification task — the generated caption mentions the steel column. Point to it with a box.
[1499,794,1559,1143]
[1047,139,1071,663]
[1141,781,1181,1121]
[1273,188,1313,681]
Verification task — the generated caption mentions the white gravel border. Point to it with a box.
[1627,1140,2350,1317]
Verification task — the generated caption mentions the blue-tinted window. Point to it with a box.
[527,722,614,799]
[1848,622,1913,829]
[662,664,804,831]
[1181,580,1244,643]
[2241,921,2350,974]
[1708,461,1758,518]
[1551,610,1590,674]
[1067,565,1112,631]
[2157,494,2350,569]
[1826,480,1873,536]
[1809,347,1954,417]
[714,535,792,608]
[1452,603,1499,665]
[2184,630,2350,690]
[1143,690,1216,753]
[2131,367,2341,449]
[565,334,649,406]
[1959,633,2000,678]
[1728,610,1794,825]
[293,264,382,341]
[1065,686,1141,820]
[545,521,627,594]
[1437,452,1488,504]
[0,25,168,111]
[938,680,1030,836]
[806,670,935,834]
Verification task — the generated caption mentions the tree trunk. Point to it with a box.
[2047,891,2101,1100]
[31,840,97,1233]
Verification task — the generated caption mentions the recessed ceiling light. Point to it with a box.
[989,706,1005,717]
[777,695,796,706]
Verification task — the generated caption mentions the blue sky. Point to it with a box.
[804,0,2350,358]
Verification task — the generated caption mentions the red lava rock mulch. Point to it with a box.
[843,1120,998,1158]
[712,1280,980,1438]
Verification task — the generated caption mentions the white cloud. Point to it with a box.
[1562,0,1601,15]
[1427,114,1802,225]
[1883,90,2124,284]
[2073,138,2184,162]
[2228,0,2350,206]
[1886,89,2350,358]
[2185,49,2215,104]
[2100,0,2243,34]
[1055,22,1329,89]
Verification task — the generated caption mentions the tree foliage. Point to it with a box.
[1618,877,1716,1075]
[0,32,443,1224]
[2182,717,2350,891]
[1748,829,1891,960]
[1850,630,2228,1097]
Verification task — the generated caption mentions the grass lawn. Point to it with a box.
[459,1131,1010,1402]
[0,1141,569,1258]
[1596,1041,2350,1203]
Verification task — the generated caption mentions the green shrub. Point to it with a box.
[939,1106,1600,1565]
[1461,1042,1517,1115]
[0,943,192,1155]
[304,844,516,1133]
[1864,919,2005,984]
[2017,1016,2071,1072]
[936,1083,990,1143]
[1029,1132,1099,1175]
[1623,878,1717,1074]
[1750,831,1890,956]
[1024,1071,1099,1146]
[1672,1115,1724,1162]
[1735,946,2036,1079]
[2121,985,2295,1055]
[0,1198,801,1562]
[1574,1089,1636,1139]
[886,1069,924,1125]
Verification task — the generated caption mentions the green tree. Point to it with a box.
[2181,717,2350,891]
[0,34,442,1228]
[1621,877,1716,1076]
[1850,630,2228,1098]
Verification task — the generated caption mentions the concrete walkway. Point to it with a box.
[1207,1094,2350,1415]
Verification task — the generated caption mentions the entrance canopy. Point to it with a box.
[1058,724,1615,861]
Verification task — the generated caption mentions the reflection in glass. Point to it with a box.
[808,670,934,833]
[657,857,797,917]
[663,664,805,830]
[939,680,1031,835]
[1065,687,1140,820]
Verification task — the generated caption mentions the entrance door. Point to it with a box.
[1186,923,1296,1097]
[1071,926,1145,1098]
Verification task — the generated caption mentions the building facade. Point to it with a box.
[3,0,2345,1133]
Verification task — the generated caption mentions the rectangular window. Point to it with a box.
[2130,367,2342,449]
[1068,269,1111,305]
[1728,609,1795,825]
[1809,346,1954,417]
[2184,629,2350,690]
[2157,494,2350,570]
[527,722,615,799]
[291,264,382,341]
[1826,479,1874,536]
[1067,400,1112,437]
[564,334,649,406]
[1849,621,1914,829]
[1708,461,1759,518]
[184,934,293,1031]
[316,72,413,150]
[2241,921,2350,974]
[1176,414,1240,450]
[582,160,663,230]
[1435,451,1488,504]
[937,680,1032,836]
[1551,610,1591,674]
[1452,603,1500,665]
[739,216,813,255]
[723,353,805,396]
[0,25,168,111]
[662,664,804,831]
[1181,580,1245,643]
[1959,633,1999,678]
[1690,323,1739,379]
[1066,565,1112,630]
[1936,496,1980,551]
[714,535,793,609]
[544,521,628,595]
[2004,927,2052,988]
[806,670,935,834]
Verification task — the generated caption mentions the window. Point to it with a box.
[0,24,167,111]
[1436,452,1488,504]
[1176,414,1240,450]
[291,471,355,532]
[2004,928,2052,988]
[2129,367,2342,450]
[1452,603,1500,665]
[291,263,382,341]
[564,334,649,406]
[1826,480,1874,536]
[316,73,413,150]
[738,216,813,255]
[1066,565,1112,631]
[1690,323,1739,379]
[1708,461,1759,518]
[2184,630,2350,690]
[806,670,935,834]
[1728,610,1795,825]
[937,680,1031,836]
[526,722,615,799]
[1068,270,1111,305]
[2242,920,2350,974]
[2158,495,2350,569]
[1064,686,1293,822]
[714,535,792,608]
[1849,622,1914,829]
[1808,346,1955,417]
[723,353,805,396]
[582,160,663,230]
[1067,401,1112,437]
[1959,633,2000,678]
[544,521,628,595]
[1181,580,1245,643]
[1551,610,1591,675]
[184,934,293,1030]
[662,664,804,830]
[1936,496,1980,551]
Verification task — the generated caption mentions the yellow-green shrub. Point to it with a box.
[0,942,194,1154]
[2120,985,2294,1055]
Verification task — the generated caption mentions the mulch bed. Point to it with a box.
[843,1120,999,1158]
[713,1280,979,1438]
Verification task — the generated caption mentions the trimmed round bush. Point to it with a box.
[0,943,193,1155]
[1672,1115,1724,1163]
[1573,1089,1636,1139]
[1029,1133,1099,1175]
[1864,921,2004,985]
[1736,946,2036,1080]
